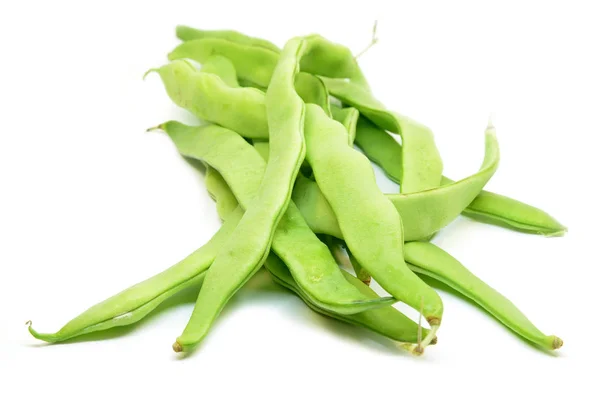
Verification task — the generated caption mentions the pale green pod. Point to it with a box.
[176,25,281,52]
[302,103,443,336]
[173,35,313,352]
[331,106,360,145]
[459,189,567,236]
[161,122,394,317]
[320,77,443,194]
[145,60,269,139]
[207,165,430,345]
[199,55,240,88]
[27,208,243,343]
[169,38,280,88]
[355,119,567,236]
[404,241,562,350]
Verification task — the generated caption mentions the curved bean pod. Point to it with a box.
[145,60,269,139]
[199,55,240,88]
[355,119,567,236]
[207,165,432,345]
[169,38,279,88]
[169,34,369,89]
[292,122,499,242]
[459,189,567,236]
[27,207,243,343]
[267,254,430,345]
[176,25,281,52]
[303,103,443,353]
[171,35,314,352]
[331,106,360,145]
[319,77,443,193]
[161,122,395,314]
[403,241,562,350]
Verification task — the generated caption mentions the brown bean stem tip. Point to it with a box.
[172,341,183,353]
[552,336,563,350]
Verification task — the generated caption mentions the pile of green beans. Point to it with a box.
[27,25,567,356]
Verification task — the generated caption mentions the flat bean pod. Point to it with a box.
[403,241,562,350]
[176,25,281,52]
[331,105,360,145]
[355,119,567,236]
[161,121,395,314]
[320,77,443,193]
[146,60,269,139]
[206,165,427,344]
[303,103,443,353]
[169,33,369,89]
[27,207,243,343]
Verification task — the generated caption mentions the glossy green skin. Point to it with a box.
[320,77,443,194]
[176,25,281,52]
[356,121,567,236]
[403,242,562,350]
[303,103,443,324]
[163,122,394,314]
[27,207,242,342]
[207,166,427,344]
[147,60,269,139]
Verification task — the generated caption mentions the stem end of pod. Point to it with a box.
[551,336,563,350]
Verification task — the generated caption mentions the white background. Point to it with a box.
[1,1,598,396]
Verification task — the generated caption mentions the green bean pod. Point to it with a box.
[207,163,431,346]
[459,189,567,236]
[172,35,315,352]
[198,54,240,88]
[176,25,282,52]
[403,241,562,350]
[331,106,360,145]
[303,103,443,353]
[145,60,269,139]
[169,33,369,89]
[27,208,242,343]
[355,119,567,236]
[160,121,395,314]
[319,77,443,193]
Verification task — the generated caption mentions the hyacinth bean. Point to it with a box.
[176,25,282,53]
[161,121,394,314]
[172,37,355,352]
[355,119,567,236]
[27,205,244,343]
[206,166,426,344]
[331,105,360,145]
[319,77,443,193]
[145,60,269,139]
[169,30,369,89]
[303,103,443,354]
[199,55,240,88]
[403,241,562,350]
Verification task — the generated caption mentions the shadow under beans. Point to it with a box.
[417,273,560,357]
